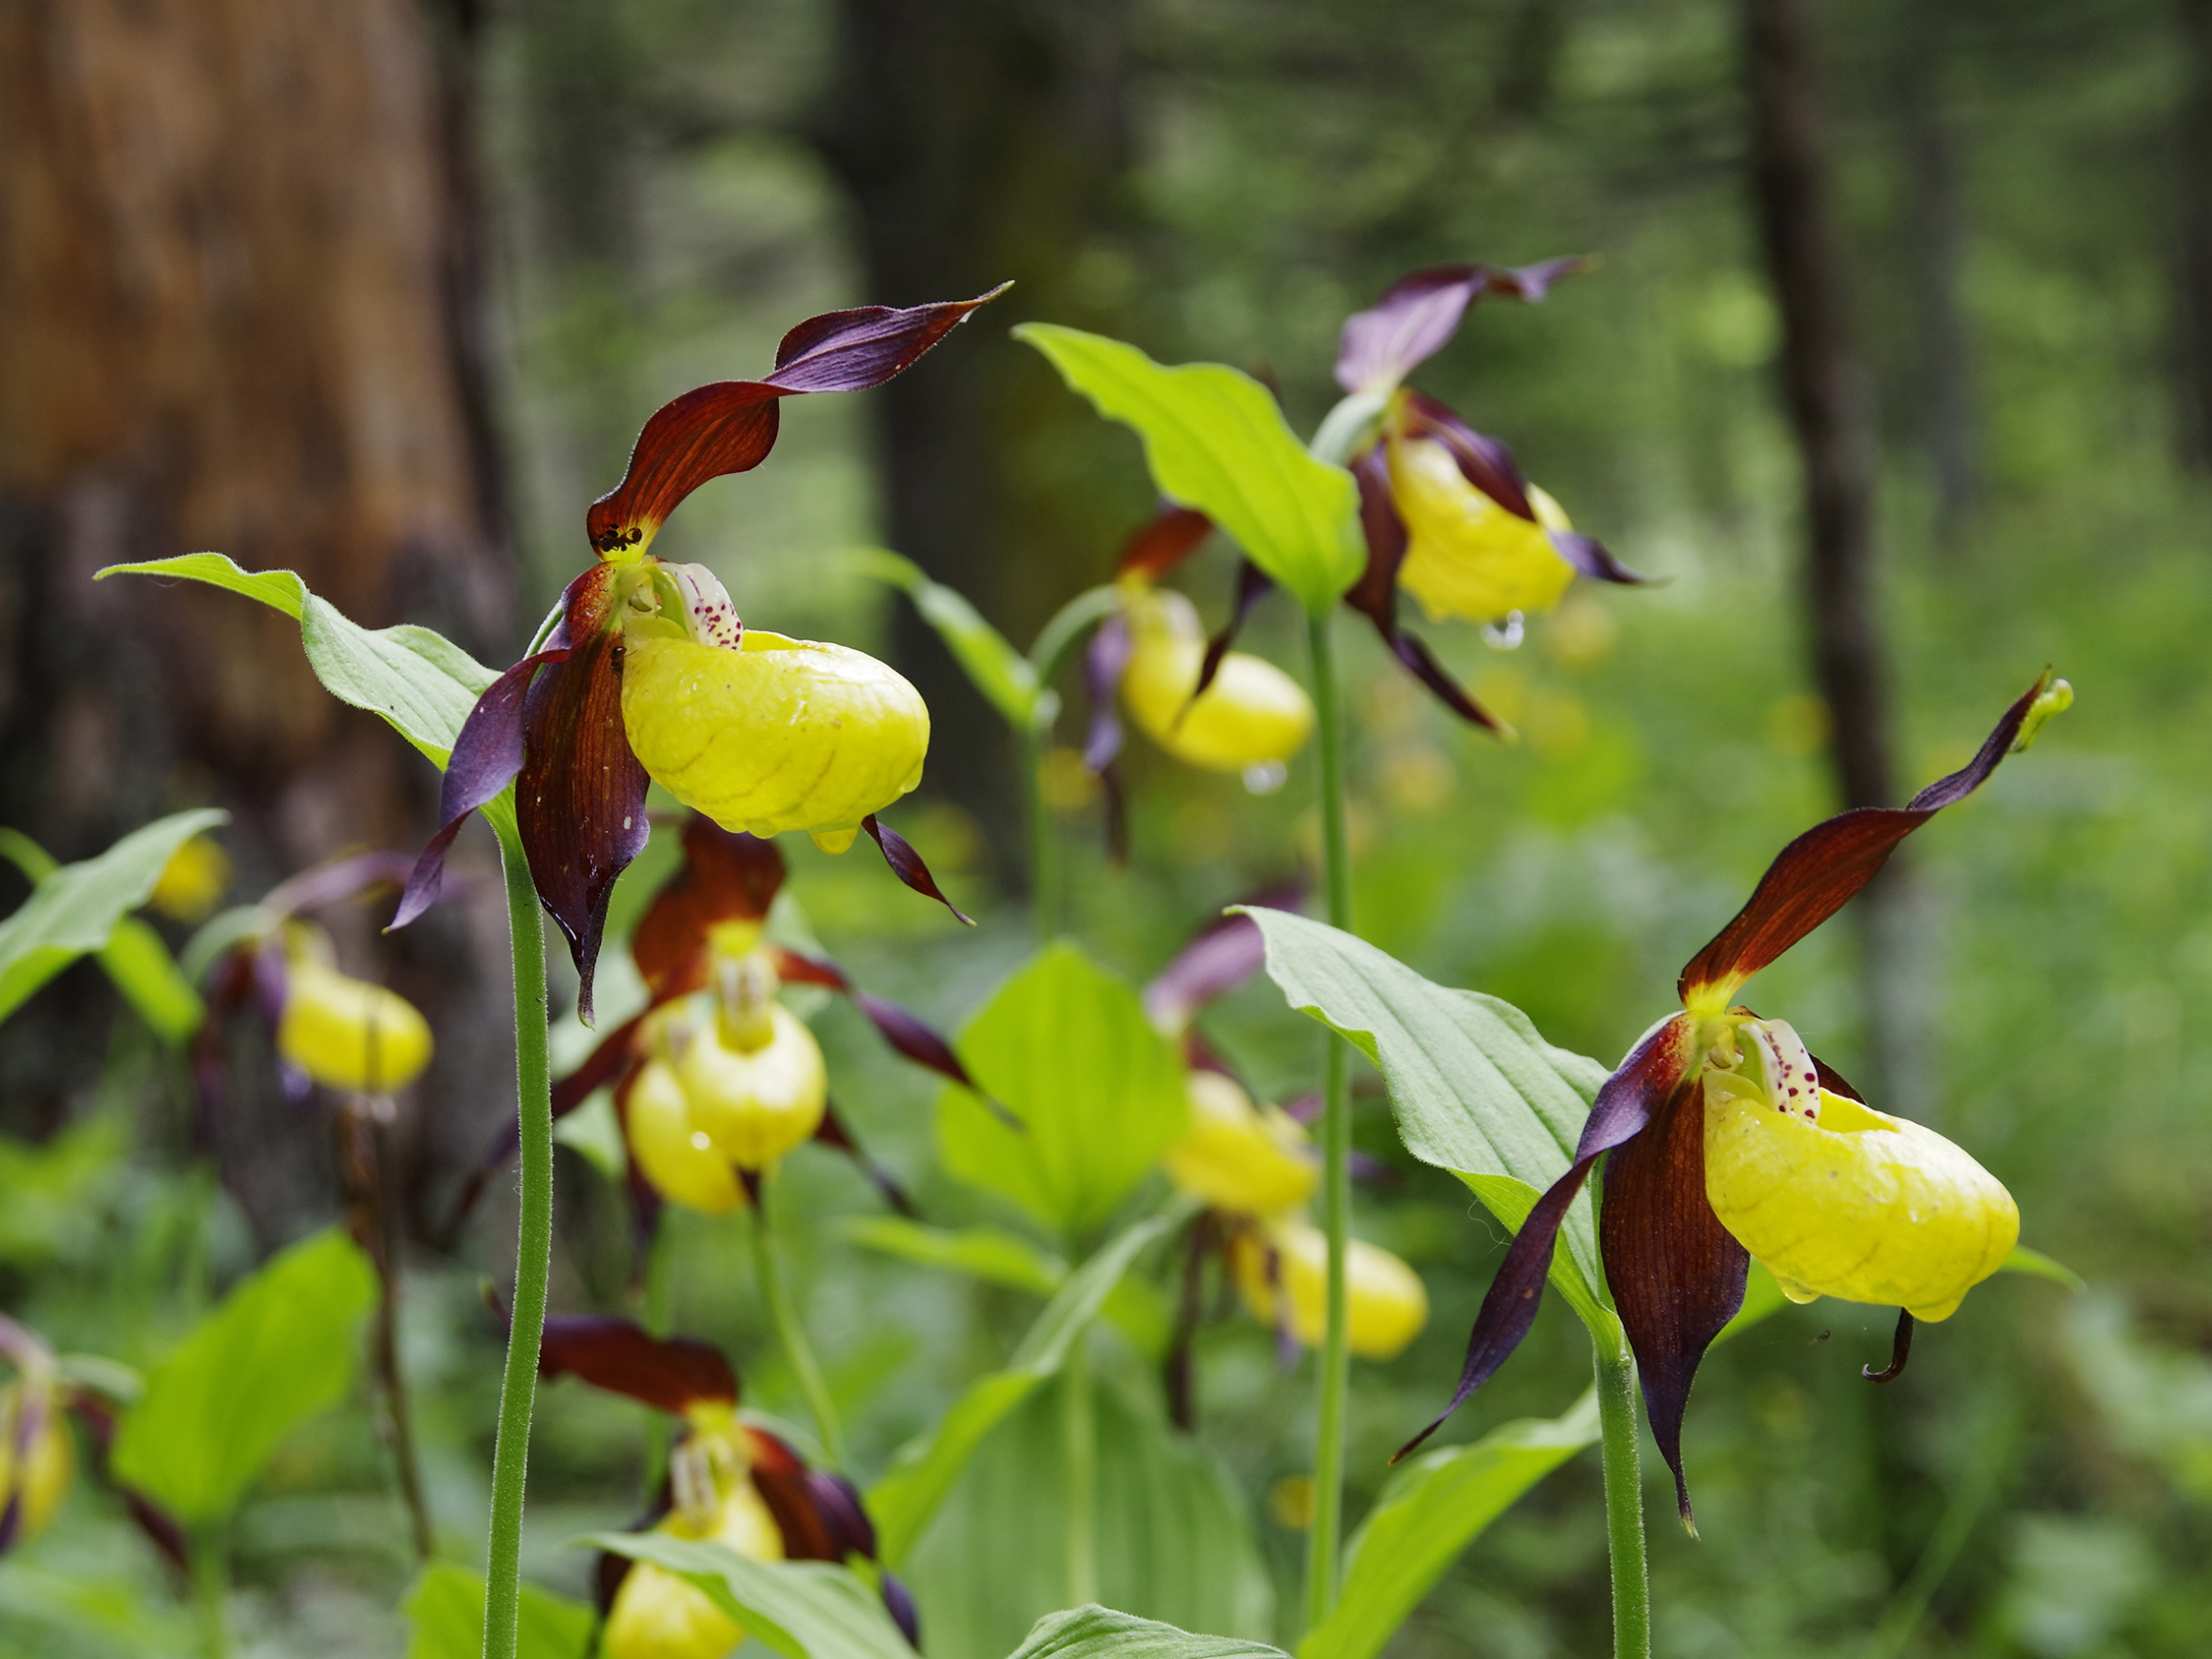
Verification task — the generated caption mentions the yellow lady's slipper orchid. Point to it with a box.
[1164,1070,1317,1217]
[276,958,433,1095]
[148,834,231,923]
[0,1381,73,1543]
[1387,435,1576,625]
[626,1059,748,1215]
[1231,1220,1428,1360]
[622,625,928,855]
[675,1000,829,1169]
[1405,674,2068,1526]
[1118,587,1313,774]
[603,1473,783,1659]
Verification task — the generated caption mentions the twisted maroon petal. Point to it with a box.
[1142,881,1306,1033]
[1191,560,1276,703]
[863,815,974,926]
[1397,1015,1695,1461]
[1679,674,2053,1003]
[536,1314,737,1415]
[1335,258,1588,394]
[586,289,1006,555]
[1113,505,1214,583]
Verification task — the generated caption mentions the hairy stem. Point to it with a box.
[1301,610,1355,1633]
[483,823,553,1659]
[1594,1335,1652,1659]
[191,1526,229,1659]
[753,1164,847,1468]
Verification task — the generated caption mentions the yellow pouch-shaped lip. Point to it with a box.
[1703,1079,2018,1321]
[0,1386,73,1542]
[1163,1070,1318,1217]
[603,1478,783,1659]
[675,1002,827,1170]
[1232,1220,1429,1360]
[1121,590,1313,772]
[621,630,928,844]
[626,1058,747,1215]
[1387,436,1576,625]
[276,961,433,1094]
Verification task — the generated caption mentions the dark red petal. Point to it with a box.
[765,953,1009,1125]
[1596,1073,1746,1531]
[1547,530,1652,587]
[632,818,787,997]
[1114,505,1215,582]
[1678,674,2052,1004]
[1191,561,1275,702]
[1397,1016,1695,1461]
[1083,612,1132,774]
[1166,1213,1222,1432]
[1388,630,1513,739]
[813,1102,921,1219]
[1334,259,1589,395]
[862,815,974,926]
[586,289,1004,555]
[518,569,651,1023]
[1143,882,1306,1033]
[63,1394,190,1576]
[803,1469,878,1559]
[880,1570,923,1650]
[744,1426,840,1557]
[264,851,419,920]
[391,645,568,930]
[536,1314,738,1414]
[1864,1311,1914,1383]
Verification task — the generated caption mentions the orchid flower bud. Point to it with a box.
[1231,1219,1429,1360]
[276,953,433,1095]
[619,563,928,855]
[1703,1019,2018,1320]
[1386,434,1576,625]
[0,1381,73,1544]
[626,1058,747,1215]
[1120,586,1314,773]
[1163,1070,1317,1217]
[603,1449,785,1659]
[149,833,230,923]
[674,1001,827,1170]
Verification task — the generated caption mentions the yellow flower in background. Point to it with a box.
[275,945,433,1096]
[1118,585,1313,774]
[1163,1070,1317,1218]
[148,833,231,923]
[1231,1219,1429,1361]
[602,1445,784,1659]
[1387,433,1577,625]
[0,1380,73,1544]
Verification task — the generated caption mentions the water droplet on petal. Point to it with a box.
[1243,760,1288,795]
[1481,610,1525,650]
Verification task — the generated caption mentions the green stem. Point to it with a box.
[1062,1325,1099,1608]
[484,823,553,1659]
[1594,1335,1652,1659]
[753,1164,847,1468]
[191,1526,229,1659]
[639,1211,676,1502]
[1301,610,1354,1634]
[1023,719,1059,946]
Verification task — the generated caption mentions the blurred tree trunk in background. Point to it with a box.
[2174,0,2212,469]
[0,0,514,1243]
[816,0,1138,885]
[1894,0,1981,541]
[1743,0,1933,1126]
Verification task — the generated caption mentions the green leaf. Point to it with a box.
[1299,1390,1599,1659]
[1234,907,1618,1339]
[0,1113,128,1266]
[98,917,204,1045]
[0,808,227,1028]
[853,548,1039,728]
[843,1216,1069,1297]
[402,1561,594,1659]
[96,554,499,767]
[2002,1244,2087,1294]
[1014,325,1364,616]
[592,1535,914,1659]
[869,1210,1178,1567]
[1008,1607,1286,1659]
[112,1228,378,1525]
[937,943,1190,1239]
[910,1375,1275,1659]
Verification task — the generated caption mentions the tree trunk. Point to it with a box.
[0,0,513,1243]
[2175,0,2212,470]
[1743,0,1931,1122]
[815,0,1137,886]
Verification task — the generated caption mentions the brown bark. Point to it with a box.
[1744,0,1931,1121]
[815,0,1137,884]
[0,0,513,1232]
